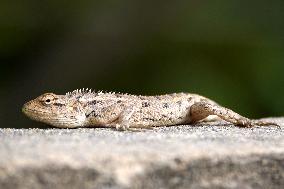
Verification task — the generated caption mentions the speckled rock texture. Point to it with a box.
[0,117,283,189]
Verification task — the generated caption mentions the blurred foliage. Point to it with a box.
[0,0,283,128]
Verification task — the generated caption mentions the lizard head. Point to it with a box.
[22,93,86,128]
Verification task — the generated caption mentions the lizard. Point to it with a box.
[22,89,279,131]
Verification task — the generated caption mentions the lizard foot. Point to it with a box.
[115,124,129,131]
[115,124,155,132]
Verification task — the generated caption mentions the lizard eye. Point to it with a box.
[43,97,53,105]
[40,93,56,105]
[45,99,51,103]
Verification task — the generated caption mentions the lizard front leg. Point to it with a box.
[89,104,149,131]
[87,104,136,130]
[114,105,136,131]
[113,106,155,131]
[190,101,278,127]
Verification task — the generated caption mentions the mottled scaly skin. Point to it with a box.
[22,89,278,130]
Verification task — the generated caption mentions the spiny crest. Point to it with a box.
[65,88,133,98]
[95,90,132,96]
[97,90,117,95]
[66,88,94,96]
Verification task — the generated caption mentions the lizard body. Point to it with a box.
[22,89,277,130]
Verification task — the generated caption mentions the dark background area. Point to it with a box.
[1,0,284,128]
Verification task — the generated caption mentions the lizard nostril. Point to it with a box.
[22,103,28,114]
[22,101,32,114]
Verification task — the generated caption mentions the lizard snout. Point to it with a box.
[22,101,31,115]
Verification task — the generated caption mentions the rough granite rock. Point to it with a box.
[0,117,283,189]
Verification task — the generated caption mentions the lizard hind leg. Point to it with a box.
[190,101,278,127]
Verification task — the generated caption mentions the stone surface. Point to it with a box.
[0,117,284,189]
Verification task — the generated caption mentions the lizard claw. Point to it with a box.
[115,124,129,131]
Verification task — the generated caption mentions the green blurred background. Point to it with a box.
[1,0,284,128]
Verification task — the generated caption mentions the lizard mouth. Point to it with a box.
[22,103,39,119]
[22,102,49,120]
[22,102,84,128]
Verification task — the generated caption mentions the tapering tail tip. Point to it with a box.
[253,120,280,128]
